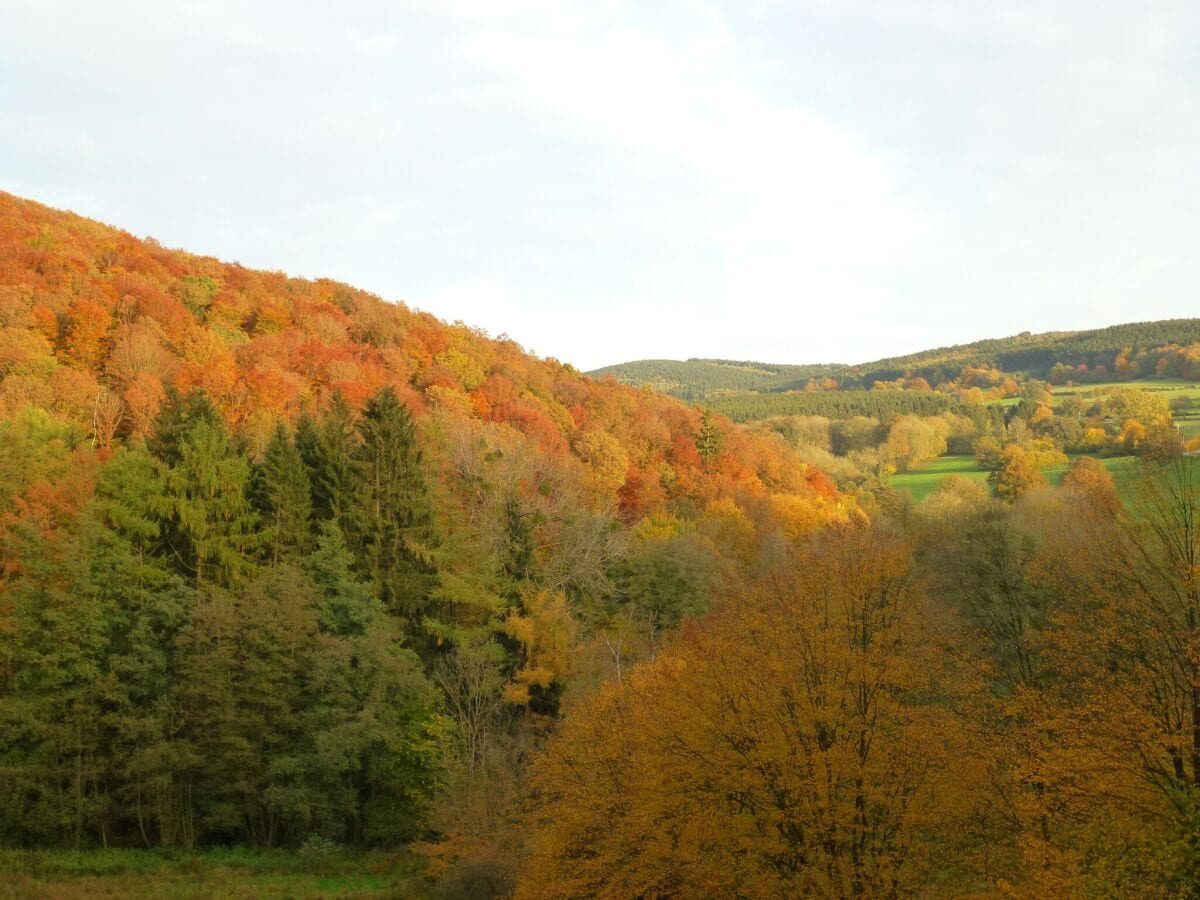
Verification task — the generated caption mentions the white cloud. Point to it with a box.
[4,1,1200,370]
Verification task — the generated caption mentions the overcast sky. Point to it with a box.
[2,1,1198,370]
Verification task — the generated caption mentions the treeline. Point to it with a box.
[841,318,1200,387]
[0,389,452,849]
[588,358,845,401]
[594,320,1200,405]
[712,387,994,423]
[0,193,855,888]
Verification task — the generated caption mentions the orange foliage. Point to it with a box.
[0,190,848,528]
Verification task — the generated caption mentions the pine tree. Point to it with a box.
[90,449,194,848]
[501,495,535,588]
[252,422,313,564]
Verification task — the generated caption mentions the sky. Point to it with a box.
[2,1,1198,371]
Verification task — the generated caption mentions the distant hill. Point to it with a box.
[587,358,847,401]
[593,319,1200,400]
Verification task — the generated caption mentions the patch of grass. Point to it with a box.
[890,455,990,503]
[890,454,1137,503]
[0,848,426,899]
[981,379,1200,410]
[1049,379,1200,407]
[1042,455,1137,487]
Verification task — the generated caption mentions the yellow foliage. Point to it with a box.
[698,496,757,562]
[630,511,685,543]
[768,492,823,541]
[517,526,989,898]
[501,682,531,706]
[501,591,576,706]
[425,384,476,418]
[572,429,630,496]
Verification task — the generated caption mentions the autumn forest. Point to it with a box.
[5,192,1200,897]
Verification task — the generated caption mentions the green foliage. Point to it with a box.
[0,389,456,853]
[253,422,313,563]
[588,358,847,401]
[838,318,1200,386]
[696,409,723,462]
[595,320,1200,406]
[713,388,977,423]
[296,395,355,523]
[0,847,425,896]
[345,388,440,626]
[0,406,77,512]
[151,393,261,586]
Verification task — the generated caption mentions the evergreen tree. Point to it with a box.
[347,388,440,622]
[697,408,724,462]
[306,521,379,637]
[500,495,536,588]
[0,496,109,848]
[89,450,194,847]
[147,388,223,466]
[252,422,313,564]
[151,393,261,587]
[296,395,356,524]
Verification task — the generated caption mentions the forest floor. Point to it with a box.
[890,453,1136,503]
[0,848,427,898]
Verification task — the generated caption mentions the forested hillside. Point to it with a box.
[8,192,1200,896]
[587,358,846,401]
[0,193,853,888]
[597,319,1200,398]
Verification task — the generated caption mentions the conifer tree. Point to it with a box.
[252,422,313,564]
[296,394,356,524]
[151,392,260,586]
[306,521,379,636]
[696,408,723,462]
[347,388,440,621]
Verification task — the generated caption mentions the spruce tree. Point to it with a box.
[150,393,260,587]
[252,422,313,564]
[697,408,724,462]
[348,388,440,621]
[296,394,356,523]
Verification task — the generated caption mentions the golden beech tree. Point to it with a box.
[518,525,988,899]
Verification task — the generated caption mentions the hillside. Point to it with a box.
[0,190,840,512]
[595,319,1200,399]
[0,192,860,873]
[587,358,846,401]
[5,192,1200,896]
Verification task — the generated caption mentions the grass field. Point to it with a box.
[889,456,991,503]
[890,454,1137,503]
[1049,379,1200,403]
[983,379,1200,411]
[0,848,426,899]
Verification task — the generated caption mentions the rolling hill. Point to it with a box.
[593,319,1200,399]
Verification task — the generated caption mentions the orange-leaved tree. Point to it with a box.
[517,524,988,899]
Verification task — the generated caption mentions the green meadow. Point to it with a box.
[983,379,1200,411]
[890,454,1137,503]
[0,848,426,899]
[889,455,990,503]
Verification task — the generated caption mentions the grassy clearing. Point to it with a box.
[981,379,1200,410]
[890,454,1136,503]
[890,456,990,503]
[1049,379,1200,406]
[1042,455,1137,487]
[0,848,426,899]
